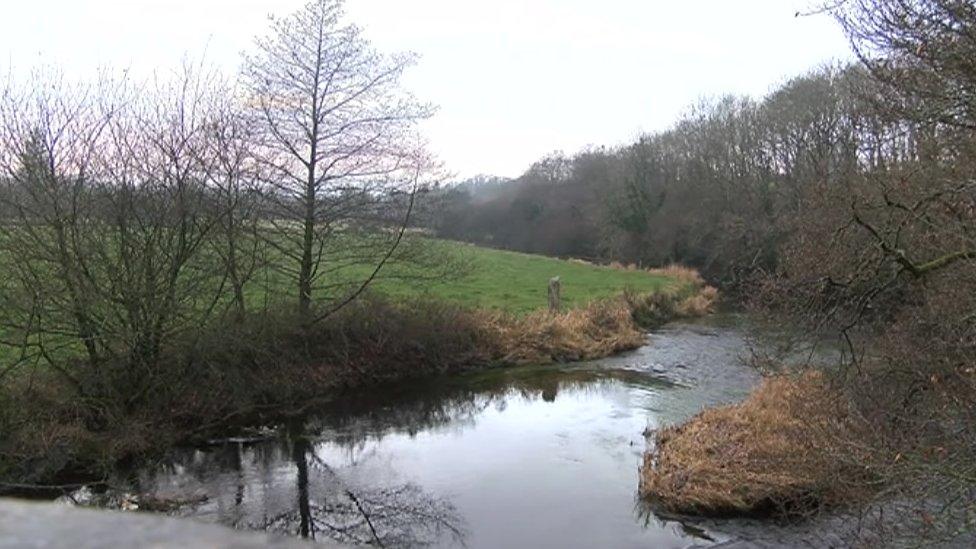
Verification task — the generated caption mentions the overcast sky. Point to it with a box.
[0,0,853,178]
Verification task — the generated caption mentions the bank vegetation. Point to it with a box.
[0,0,718,490]
[638,2,976,544]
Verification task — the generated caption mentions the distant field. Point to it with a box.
[359,240,674,314]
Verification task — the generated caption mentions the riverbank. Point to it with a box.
[639,371,873,517]
[51,313,761,547]
[633,319,976,549]
[0,270,716,493]
[638,360,976,547]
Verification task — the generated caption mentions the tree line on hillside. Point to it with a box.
[431,63,890,286]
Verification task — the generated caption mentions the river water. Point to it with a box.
[94,314,834,547]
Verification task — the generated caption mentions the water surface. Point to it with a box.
[109,315,775,547]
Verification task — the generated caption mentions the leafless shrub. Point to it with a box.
[0,65,235,404]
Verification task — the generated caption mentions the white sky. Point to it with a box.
[0,0,853,178]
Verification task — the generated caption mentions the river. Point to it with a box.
[72,313,843,547]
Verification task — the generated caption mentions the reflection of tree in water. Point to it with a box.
[245,370,648,546]
[128,364,669,546]
[253,431,467,547]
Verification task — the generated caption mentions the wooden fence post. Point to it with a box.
[548,276,561,313]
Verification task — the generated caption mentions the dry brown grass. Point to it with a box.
[608,260,637,271]
[620,265,719,325]
[474,298,646,365]
[666,265,718,317]
[640,371,872,516]
[567,258,594,266]
[474,270,719,365]
[675,285,719,317]
[604,263,719,317]
[646,264,706,287]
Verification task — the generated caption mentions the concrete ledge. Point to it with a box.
[0,498,331,548]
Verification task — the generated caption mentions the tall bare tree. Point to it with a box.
[242,0,435,321]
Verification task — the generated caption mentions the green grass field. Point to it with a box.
[0,236,677,365]
[360,240,674,314]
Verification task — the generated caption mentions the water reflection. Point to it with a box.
[300,364,677,446]
[112,316,770,548]
[136,425,467,547]
[270,427,467,546]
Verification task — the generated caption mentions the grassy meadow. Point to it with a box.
[242,235,677,315]
[361,240,675,314]
[0,234,679,364]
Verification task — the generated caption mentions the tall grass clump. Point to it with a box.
[639,371,873,517]
[477,298,646,365]
[621,265,719,327]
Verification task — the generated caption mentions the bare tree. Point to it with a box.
[832,0,976,131]
[205,89,266,317]
[0,70,117,386]
[242,0,436,321]
[742,2,976,543]
[0,66,230,403]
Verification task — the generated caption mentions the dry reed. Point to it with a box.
[474,298,646,365]
[639,371,871,516]
[609,263,720,317]
[646,264,706,287]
